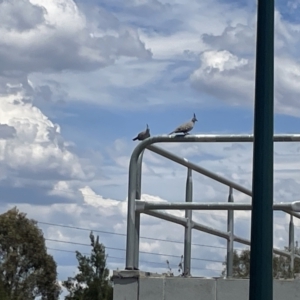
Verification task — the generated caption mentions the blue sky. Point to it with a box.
[1,0,300,297]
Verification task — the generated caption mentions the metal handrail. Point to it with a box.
[135,200,300,211]
[148,145,251,196]
[126,134,300,276]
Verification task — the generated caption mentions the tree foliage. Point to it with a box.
[63,231,113,300]
[0,207,61,300]
[0,277,10,300]
[222,245,300,278]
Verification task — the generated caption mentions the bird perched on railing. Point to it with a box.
[132,124,150,141]
[168,113,198,135]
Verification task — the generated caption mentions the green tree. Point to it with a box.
[272,244,300,278]
[0,277,10,300]
[0,207,61,300]
[63,232,113,300]
[222,245,300,278]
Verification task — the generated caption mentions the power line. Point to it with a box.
[45,238,224,263]
[0,217,250,257]
[39,221,249,252]
[38,221,229,250]
[39,221,125,236]
[46,247,223,272]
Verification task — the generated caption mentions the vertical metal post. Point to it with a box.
[249,0,274,298]
[126,154,139,269]
[133,150,144,270]
[226,187,234,277]
[184,168,193,276]
[289,215,295,278]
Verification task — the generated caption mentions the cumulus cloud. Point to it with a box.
[0,0,45,31]
[0,2,152,197]
[275,56,300,115]
[0,0,151,74]
[191,9,300,116]
[0,92,91,181]
[202,23,256,58]
[0,0,154,113]
[190,50,254,106]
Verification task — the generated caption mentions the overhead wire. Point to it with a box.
[45,238,225,263]
[47,247,223,272]
[38,220,237,250]
[39,221,250,252]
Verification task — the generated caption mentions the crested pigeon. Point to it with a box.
[133,124,150,141]
[169,113,198,135]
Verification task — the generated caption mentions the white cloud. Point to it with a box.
[80,186,125,216]
[200,50,249,72]
[48,181,80,200]
[0,0,45,31]
[27,57,169,107]
[191,50,254,106]
[0,0,151,75]
[190,9,300,116]
[139,31,205,59]
[275,56,300,115]
[0,0,157,111]
[0,92,90,181]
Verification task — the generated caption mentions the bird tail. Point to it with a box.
[132,137,138,141]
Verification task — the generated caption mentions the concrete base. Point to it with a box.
[113,270,300,300]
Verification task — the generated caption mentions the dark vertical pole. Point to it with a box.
[249,0,274,299]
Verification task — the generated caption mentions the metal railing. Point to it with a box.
[126,134,300,277]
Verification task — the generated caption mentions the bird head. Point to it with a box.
[192,113,198,122]
[146,124,150,132]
